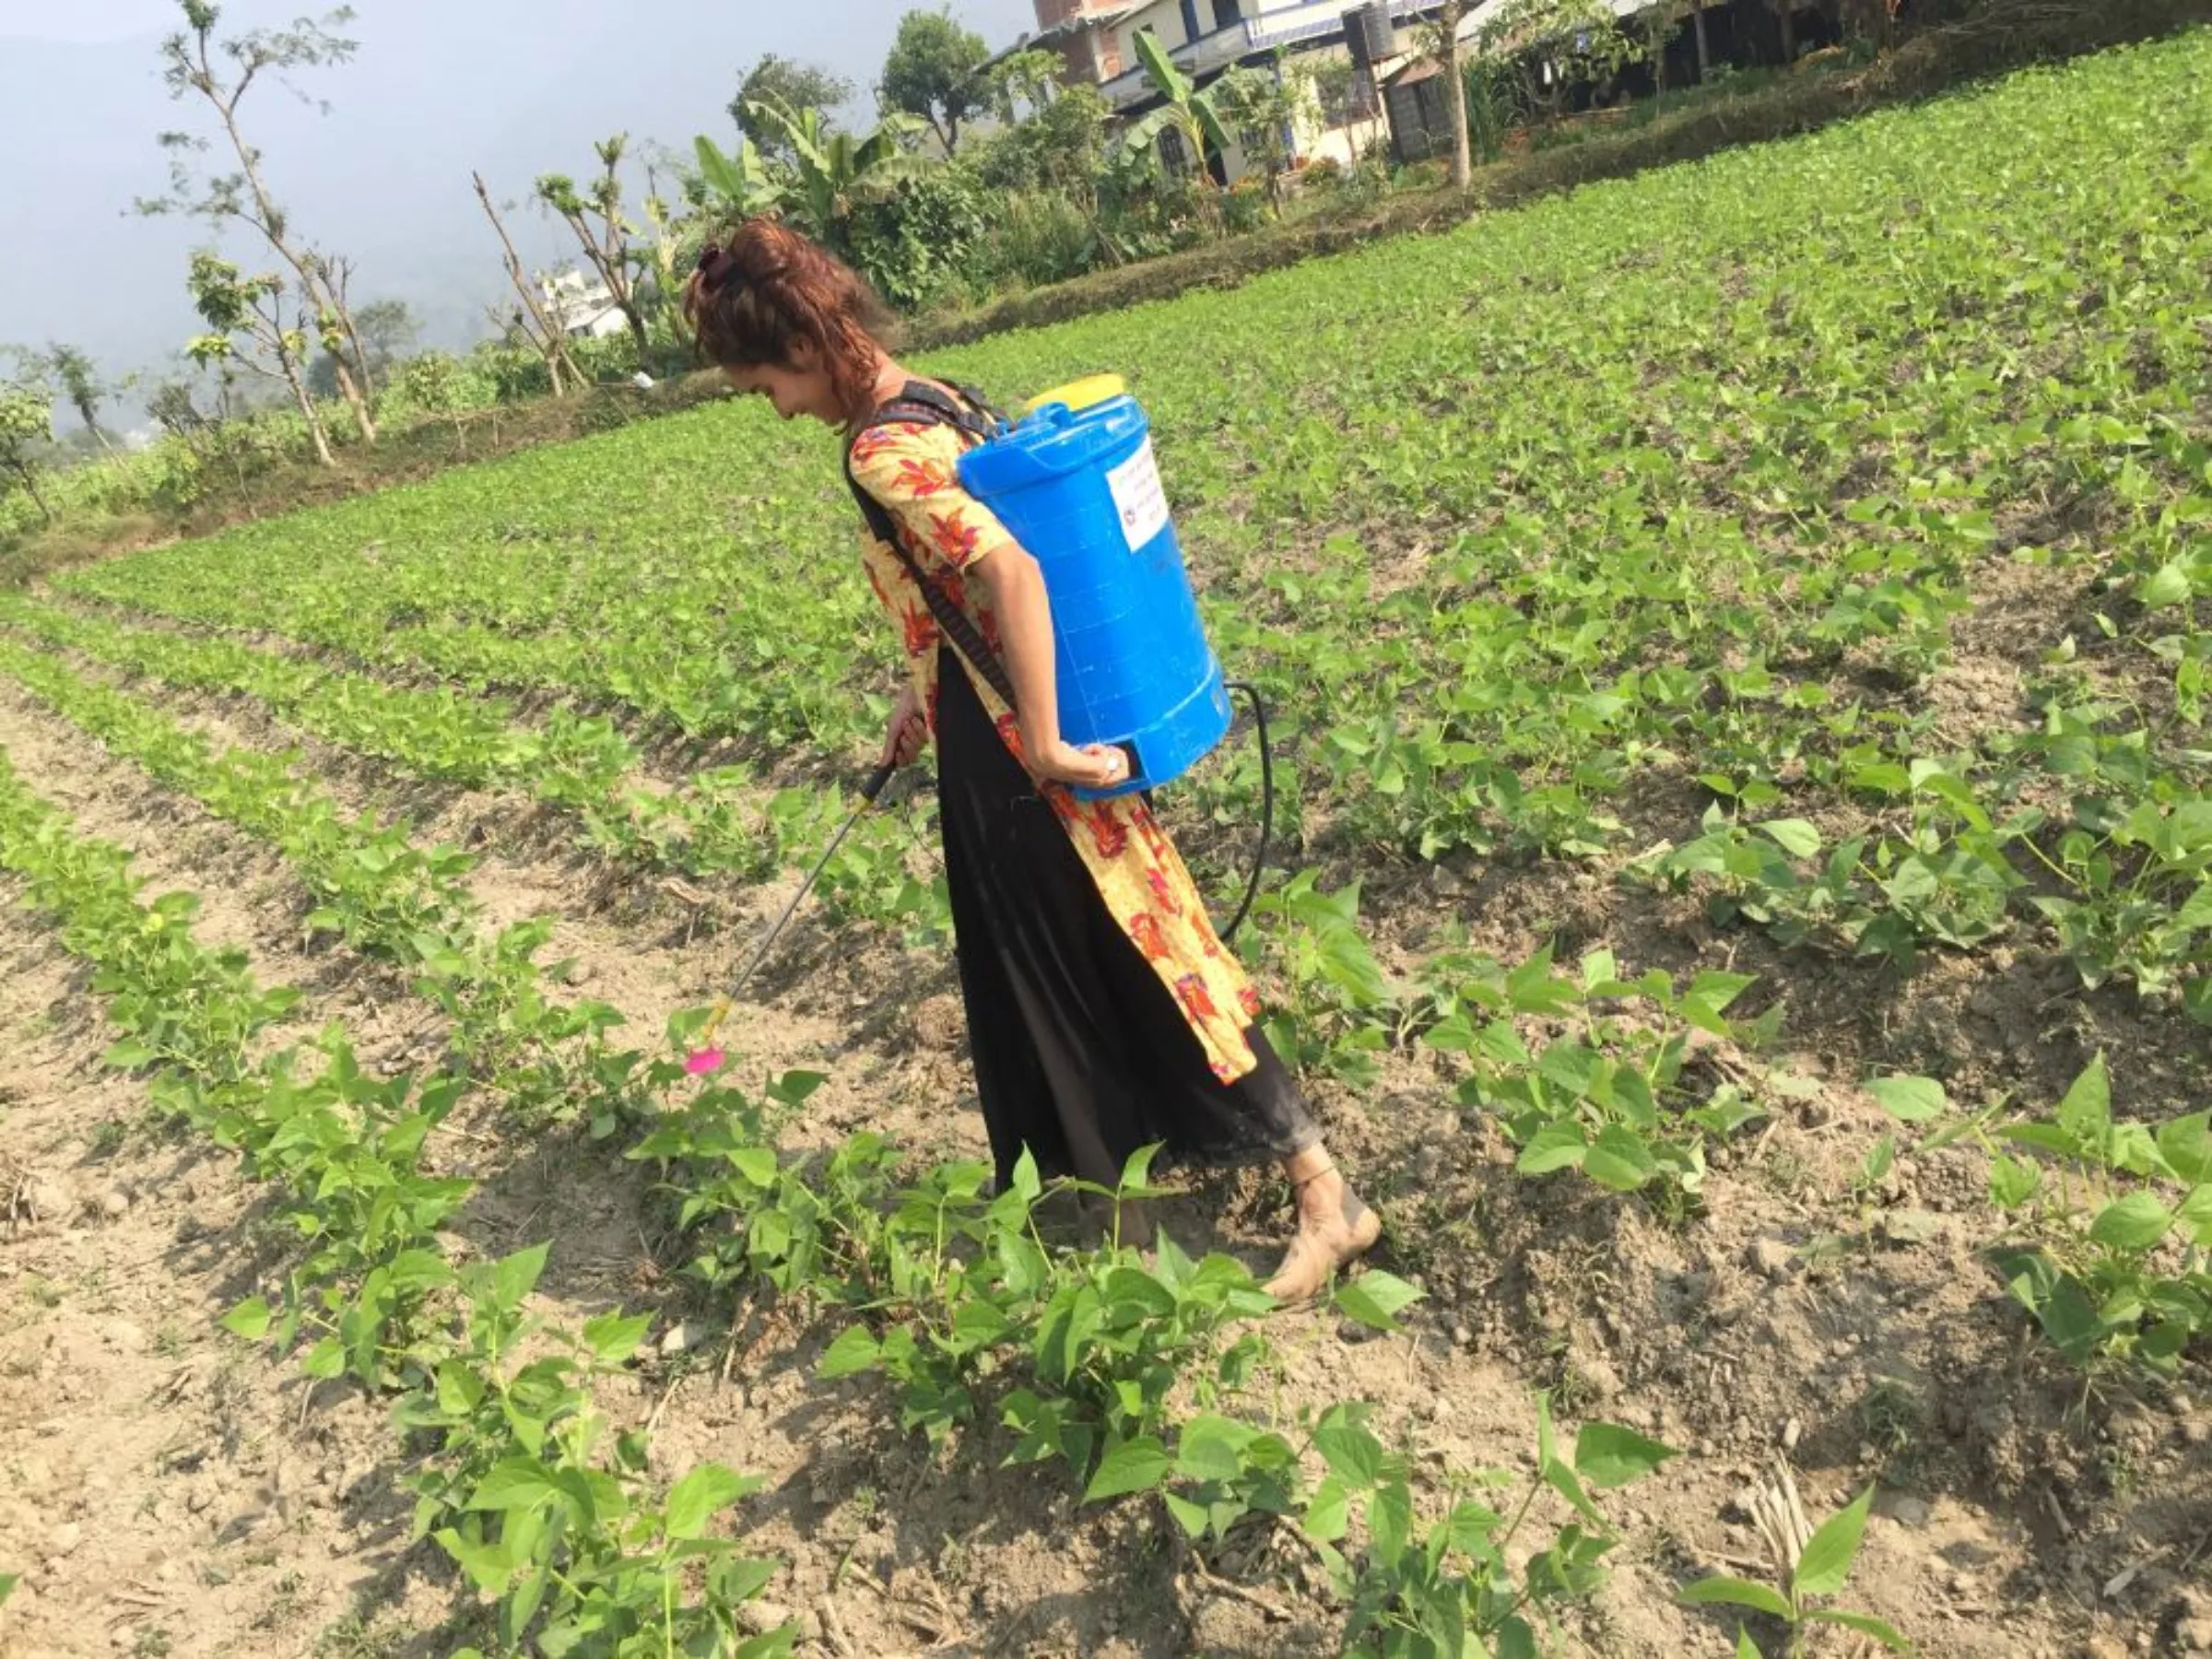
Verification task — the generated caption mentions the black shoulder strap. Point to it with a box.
[843,382,1020,711]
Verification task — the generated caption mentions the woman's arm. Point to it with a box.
[972,546,1120,790]
[852,422,1121,790]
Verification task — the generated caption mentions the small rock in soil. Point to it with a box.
[100,1319,147,1353]
[737,1601,791,1636]
[913,995,965,1052]
[97,1188,129,1219]
[660,1320,716,1356]
[45,1521,82,1559]
[1889,1495,1932,1528]
[1747,1238,1794,1281]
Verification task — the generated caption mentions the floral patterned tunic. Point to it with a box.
[849,418,1263,1084]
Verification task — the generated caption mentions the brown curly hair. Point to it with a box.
[683,219,894,421]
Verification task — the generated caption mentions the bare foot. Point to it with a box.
[1264,1181,1382,1304]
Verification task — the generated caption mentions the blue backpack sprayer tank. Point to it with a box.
[954,376,1235,804]
[686,374,1275,1076]
[953,376,1274,938]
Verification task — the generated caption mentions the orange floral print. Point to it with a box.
[929,509,983,568]
[1174,974,1220,1026]
[897,456,955,497]
[1146,868,1184,919]
[1129,912,1170,960]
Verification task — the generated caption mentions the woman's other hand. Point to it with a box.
[882,686,930,768]
[1027,735,1129,792]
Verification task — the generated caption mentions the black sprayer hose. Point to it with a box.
[1219,680,1274,945]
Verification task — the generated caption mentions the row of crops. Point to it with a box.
[1,29,2209,1657]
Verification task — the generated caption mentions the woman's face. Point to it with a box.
[725,346,841,427]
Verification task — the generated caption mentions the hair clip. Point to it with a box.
[695,244,733,294]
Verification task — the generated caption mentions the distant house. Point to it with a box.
[1027,0,1456,184]
[539,270,627,342]
[1016,0,1826,180]
[1024,0,1143,85]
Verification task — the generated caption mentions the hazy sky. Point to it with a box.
[0,0,1039,416]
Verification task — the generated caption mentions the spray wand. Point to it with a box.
[684,759,895,1076]
[680,685,1273,1077]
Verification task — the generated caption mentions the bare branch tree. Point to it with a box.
[535,135,652,364]
[473,171,585,396]
[142,1,380,443]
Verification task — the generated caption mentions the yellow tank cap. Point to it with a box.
[1022,373,1126,417]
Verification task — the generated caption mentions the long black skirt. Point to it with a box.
[934,646,1319,1193]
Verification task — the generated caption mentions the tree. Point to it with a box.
[1211,56,1319,212]
[184,250,333,465]
[308,299,416,399]
[536,135,652,363]
[986,48,1065,124]
[143,2,379,444]
[1411,2,1477,187]
[881,8,993,156]
[471,172,584,397]
[730,55,853,167]
[0,378,55,524]
[744,99,935,257]
[1475,0,1647,126]
[11,345,116,456]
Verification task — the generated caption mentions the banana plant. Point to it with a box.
[1117,28,1233,190]
[739,99,935,252]
[690,134,785,219]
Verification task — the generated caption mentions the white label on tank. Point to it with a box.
[1105,438,1170,552]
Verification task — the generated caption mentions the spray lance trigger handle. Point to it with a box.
[860,761,896,805]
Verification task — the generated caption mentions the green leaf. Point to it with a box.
[817,1325,883,1380]
[1163,1490,1209,1537]
[1332,1270,1424,1332]
[493,1241,551,1312]
[2088,1192,2171,1252]
[1516,1119,1589,1175]
[1793,1486,1875,1598]
[2055,1054,2111,1139]
[1758,818,1822,857]
[1313,1418,1386,1489]
[664,1463,758,1540]
[1084,1435,1171,1502]
[1735,1630,1763,1659]
[581,1312,651,1368]
[2135,560,2194,608]
[1573,1422,1678,1489]
[221,1297,272,1341]
[2155,1112,2212,1183]
[467,1458,563,1512]
[1866,1076,1947,1123]
[301,1336,346,1380]
[1303,1476,1351,1543]
[1173,1415,1252,1483]
[1804,1608,1912,1651]
[1583,1124,1658,1191]
[1678,1576,1793,1618]
[0,1571,18,1608]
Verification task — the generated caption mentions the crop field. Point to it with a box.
[3,31,2210,1659]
